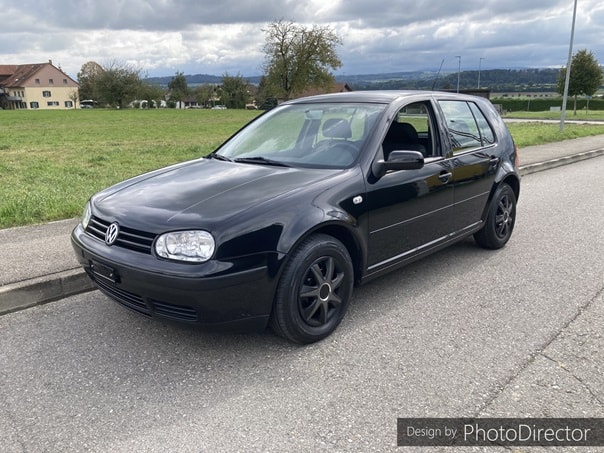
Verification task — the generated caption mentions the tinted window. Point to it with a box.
[469,102,495,146]
[439,100,495,154]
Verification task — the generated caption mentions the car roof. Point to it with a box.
[284,90,484,105]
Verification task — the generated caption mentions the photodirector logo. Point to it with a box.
[397,418,604,447]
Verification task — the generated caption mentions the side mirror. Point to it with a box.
[385,150,425,170]
[373,150,424,179]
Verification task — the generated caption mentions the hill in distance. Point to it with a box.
[145,67,562,93]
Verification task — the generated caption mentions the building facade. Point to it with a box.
[0,61,79,110]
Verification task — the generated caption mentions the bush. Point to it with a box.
[493,97,604,112]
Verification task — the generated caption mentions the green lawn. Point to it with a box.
[506,121,604,147]
[1,108,603,229]
[0,109,260,228]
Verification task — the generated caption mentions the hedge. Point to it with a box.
[491,97,604,112]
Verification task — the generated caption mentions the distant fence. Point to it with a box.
[493,97,604,112]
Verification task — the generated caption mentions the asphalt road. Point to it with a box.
[1,157,603,453]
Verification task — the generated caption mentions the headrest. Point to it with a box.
[385,122,419,142]
[322,118,352,139]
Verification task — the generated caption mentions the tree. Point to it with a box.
[262,19,342,100]
[68,90,79,109]
[220,73,250,109]
[77,61,104,101]
[557,49,603,115]
[138,83,166,108]
[95,61,144,108]
[168,72,189,106]
[194,84,217,108]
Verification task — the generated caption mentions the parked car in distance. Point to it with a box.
[211,105,227,110]
[71,91,520,344]
[80,99,96,109]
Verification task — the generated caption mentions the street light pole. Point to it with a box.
[560,0,578,132]
[478,57,485,89]
[456,56,461,93]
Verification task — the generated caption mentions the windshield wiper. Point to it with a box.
[233,156,290,167]
[207,152,232,162]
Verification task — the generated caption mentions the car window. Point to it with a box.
[383,101,437,158]
[469,102,495,146]
[216,103,385,169]
[438,100,494,154]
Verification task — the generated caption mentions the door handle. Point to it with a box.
[489,156,500,167]
[438,171,452,183]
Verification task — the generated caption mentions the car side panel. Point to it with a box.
[450,148,498,231]
[365,158,455,271]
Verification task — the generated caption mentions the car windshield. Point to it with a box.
[214,102,386,169]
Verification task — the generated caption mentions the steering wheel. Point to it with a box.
[329,141,358,164]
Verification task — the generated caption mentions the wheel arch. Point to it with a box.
[502,174,520,202]
[316,223,364,285]
[479,173,520,224]
[279,221,365,287]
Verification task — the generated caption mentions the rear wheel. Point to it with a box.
[474,183,517,249]
[270,234,354,344]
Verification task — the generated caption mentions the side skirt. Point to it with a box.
[360,221,484,284]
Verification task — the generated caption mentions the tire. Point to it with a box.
[474,183,517,249]
[270,234,354,344]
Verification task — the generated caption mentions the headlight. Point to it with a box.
[155,230,215,263]
[81,201,92,230]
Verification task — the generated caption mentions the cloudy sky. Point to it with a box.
[2,0,602,79]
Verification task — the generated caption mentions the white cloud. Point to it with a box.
[0,0,601,78]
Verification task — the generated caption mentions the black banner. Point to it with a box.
[397,418,604,447]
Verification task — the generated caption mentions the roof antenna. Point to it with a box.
[431,58,445,91]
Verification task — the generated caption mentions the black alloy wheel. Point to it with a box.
[474,183,517,249]
[270,234,354,344]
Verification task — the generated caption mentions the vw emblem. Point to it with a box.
[105,222,120,246]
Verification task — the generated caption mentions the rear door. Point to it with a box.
[437,99,499,232]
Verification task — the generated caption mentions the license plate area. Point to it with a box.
[90,260,120,284]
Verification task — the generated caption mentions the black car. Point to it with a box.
[71,91,520,343]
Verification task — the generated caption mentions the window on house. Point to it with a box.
[47,101,59,106]
[35,79,40,85]
[43,91,51,97]
[49,79,54,85]
[65,101,73,108]
[30,102,40,109]
[63,79,68,85]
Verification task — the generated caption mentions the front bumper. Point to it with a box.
[71,224,278,330]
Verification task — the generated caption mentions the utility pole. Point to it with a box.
[478,57,485,89]
[560,0,578,131]
[456,56,461,93]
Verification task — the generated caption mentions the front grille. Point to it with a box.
[88,270,200,323]
[151,299,199,322]
[87,216,156,254]
[92,272,151,316]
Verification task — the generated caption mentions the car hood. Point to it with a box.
[93,158,336,231]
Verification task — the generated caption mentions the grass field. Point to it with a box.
[1,108,604,229]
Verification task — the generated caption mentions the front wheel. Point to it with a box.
[474,183,517,249]
[270,234,354,344]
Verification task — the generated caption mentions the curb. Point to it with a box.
[519,148,604,176]
[0,269,96,316]
[1,148,604,316]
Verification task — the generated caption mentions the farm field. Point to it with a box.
[1,108,604,228]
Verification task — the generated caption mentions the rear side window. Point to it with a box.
[439,100,495,154]
[469,102,495,146]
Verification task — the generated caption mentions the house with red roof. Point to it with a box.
[0,61,79,110]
